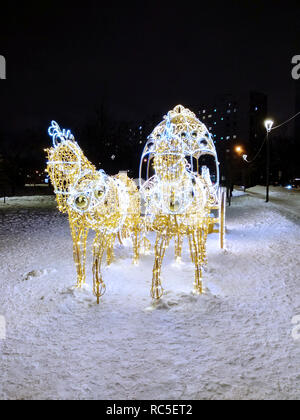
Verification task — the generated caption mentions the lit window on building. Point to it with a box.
[208,114,212,118]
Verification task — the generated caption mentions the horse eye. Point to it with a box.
[75,194,89,210]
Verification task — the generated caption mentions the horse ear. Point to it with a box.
[48,121,75,147]
[48,121,60,137]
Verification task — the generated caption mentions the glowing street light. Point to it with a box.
[235,146,243,154]
[264,119,274,133]
[264,119,274,203]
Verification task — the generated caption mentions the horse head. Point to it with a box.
[46,121,94,213]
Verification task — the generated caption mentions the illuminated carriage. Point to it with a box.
[139,105,226,250]
[139,105,226,298]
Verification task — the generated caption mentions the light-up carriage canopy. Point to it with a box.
[139,104,219,192]
[139,105,225,248]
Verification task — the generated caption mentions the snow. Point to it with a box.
[0,186,300,400]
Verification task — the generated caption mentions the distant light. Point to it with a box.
[286,185,292,190]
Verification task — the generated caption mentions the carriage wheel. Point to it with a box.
[219,188,226,249]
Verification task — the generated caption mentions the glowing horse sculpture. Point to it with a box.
[139,105,224,299]
[46,121,141,303]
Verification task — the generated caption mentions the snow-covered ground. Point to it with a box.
[0,186,299,400]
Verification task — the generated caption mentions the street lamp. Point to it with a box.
[235,145,243,154]
[264,119,274,203]
[234,145,247,192]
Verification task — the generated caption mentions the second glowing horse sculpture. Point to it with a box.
[140,105,221,299]
[46,121,141,303]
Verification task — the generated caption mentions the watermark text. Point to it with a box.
[0,55,6,79]
[0,315,6,340]
[292,315,300,341]
[292,55,300,80]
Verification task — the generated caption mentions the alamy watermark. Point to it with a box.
[0,55,6,79]
[0,315,6,340]
[292,55,300,80]
[291,315,300,341]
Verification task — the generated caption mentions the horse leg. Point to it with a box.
[191,229,204,295]
[175,234,183,262]
[151,233,168,299]
[188,233,195,264]
[117,231,123,245]
[69,218,89,289]
[132,224,140,265]
[92,232,107,304]
[106,234,116,266]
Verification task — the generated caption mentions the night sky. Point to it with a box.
[0,1,300,134]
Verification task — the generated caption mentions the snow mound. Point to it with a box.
[145,290,222,313]
[22,269,48,281]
